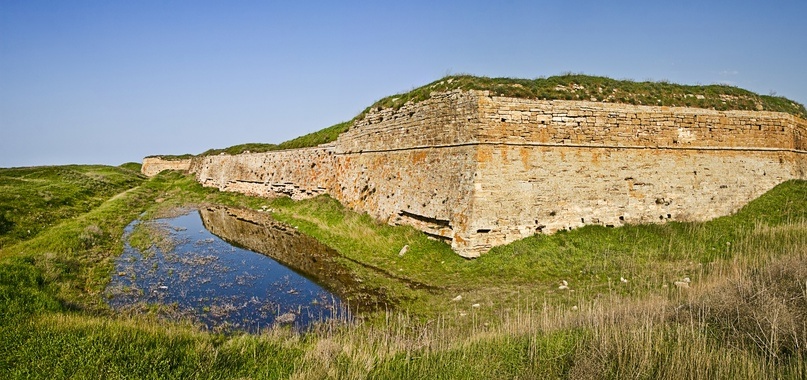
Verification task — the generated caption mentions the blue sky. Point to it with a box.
[2,1,805,167]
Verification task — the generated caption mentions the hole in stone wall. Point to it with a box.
[667,214,672,219]
[659,215,664,220]
[619,216,625,221]
[606,224,614,228]
[501,118,506,122]
[581,218,585,223]
[549,211,557,217]
[476,229,491,233]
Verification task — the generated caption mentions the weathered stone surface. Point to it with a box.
[142,91,807,258]
[141,157,192,176]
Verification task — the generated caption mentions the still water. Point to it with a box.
[106,206,353,332]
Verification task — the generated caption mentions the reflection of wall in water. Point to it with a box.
[198,206,357,297]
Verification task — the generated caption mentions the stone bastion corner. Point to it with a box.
[143,90,807,258]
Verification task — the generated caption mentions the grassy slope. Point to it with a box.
[0,165,145,249]
[1,167,805,378]
[156,74,807,159]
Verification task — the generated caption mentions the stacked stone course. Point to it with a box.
[144,90,807,257]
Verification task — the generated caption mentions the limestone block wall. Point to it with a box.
[467,146,802,254]
[336,90,481,152]
[186,98,479,251]
[190,147,337,200]
[462,95,807,255]
[476,96,804,149]
[141,157,192,176]
[147,89,807,258]
[331,147,477,244]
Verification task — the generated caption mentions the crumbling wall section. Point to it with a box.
[191,146,337,200]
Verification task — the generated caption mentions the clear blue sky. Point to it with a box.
[2,1,805,168]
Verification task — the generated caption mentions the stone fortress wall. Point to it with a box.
[141,156,192,177]
[144,90,807,257]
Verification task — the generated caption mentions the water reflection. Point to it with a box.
[106,206,366,332]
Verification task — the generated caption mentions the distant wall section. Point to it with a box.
[141,157,192,176]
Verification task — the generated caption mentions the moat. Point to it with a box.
[105,206,368,332]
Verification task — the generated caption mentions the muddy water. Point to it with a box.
[106,206,377,332]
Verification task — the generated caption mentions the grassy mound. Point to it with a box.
[373,74,807,117]
[0,165,145,249]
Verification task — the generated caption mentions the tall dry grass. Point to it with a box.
[283,220,807,379]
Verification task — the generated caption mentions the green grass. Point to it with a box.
[145,153,196,161]
[0,166,805,378]
[0,165,145,249]
[119,162,143,172]
[259,180,806,309]
[197,121,352,157]
[370,74,807,117]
